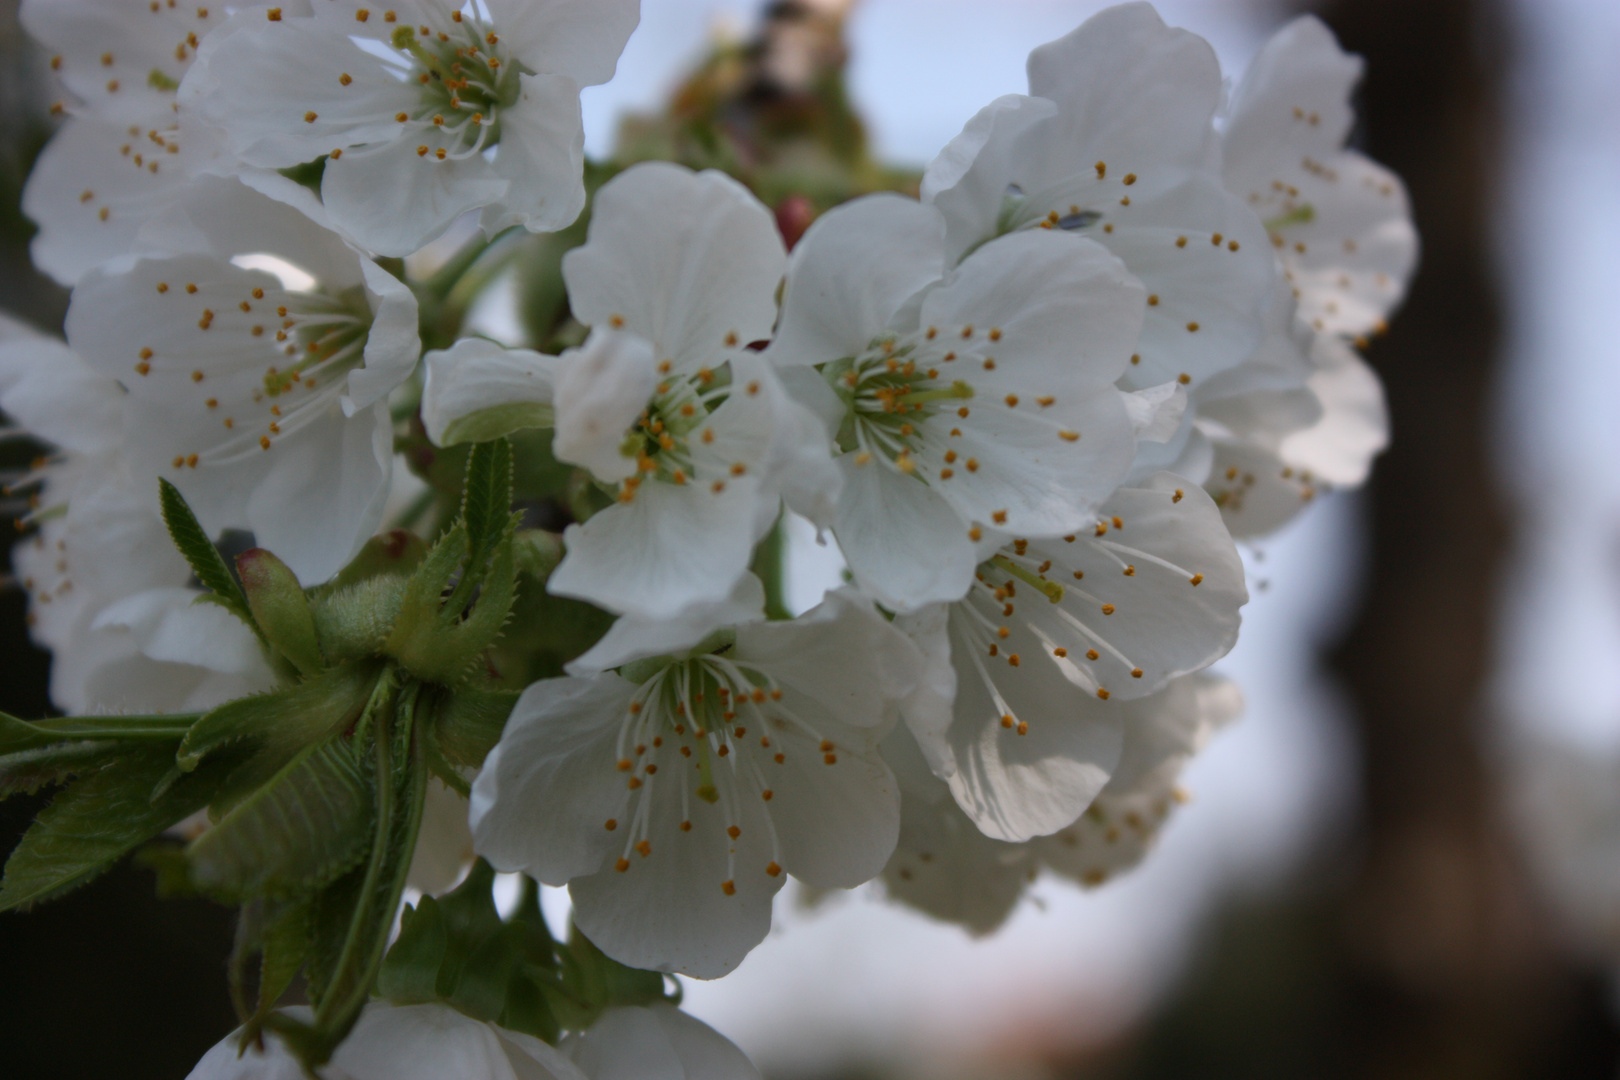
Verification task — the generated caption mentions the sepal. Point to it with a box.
[237,548,326,676]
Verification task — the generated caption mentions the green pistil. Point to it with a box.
[263,322,368,398]
[1264,203,1316,231]
[990,554,1065,603]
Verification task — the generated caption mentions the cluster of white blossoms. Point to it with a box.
[1,0,1415,1072]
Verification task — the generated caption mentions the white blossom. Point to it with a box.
[187,1002,585,1080]
[562,1005,761,1080]
[1,330,274,712]
[897,474,1245,841]
[17,0,283,283]
[1203,329,1388,537]
[470,590,918,978]
[921,2,1276,394]
[64,175,420,583]
[538,163,838,621]
[879,673,1240,934]
[179,0,639,256]
[765,192,1145,613]
[1220,14,1418,340]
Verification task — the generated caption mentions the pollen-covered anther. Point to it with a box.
[1189,574,1204,586]
[1101,603,1115,615]
[604,819,617,831]
[721,880,736,896]
[615,858,630,872]
[1097,688,1111,700]
[636,840,651,857]
[766,861,782,876]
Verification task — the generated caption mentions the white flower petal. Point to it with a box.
[23,116,187,286]
[551,329,656,481]
[242,400,393,583]
[935,605,1123,842]
[187,1002,586,1080]
[767,193,946,365]
[1123,381,1187,443]
[422,337,559,447]
[469,675,636,886]
[921,93,1057,264]
[1221,17,1417,337]
[562,163,784,369]
[485,0,639,88]
[567,573,767,676]
[92,586,269,677]
[1278,334,1387,486]
[479,73,587,237]
[0,337,124,456]
[549,474,766,621]
[832,454,977,614]
[322,141,509,258]
[1011,473,1247,700]
[1096,174,1275,391]
[567,768,782,978]
[877,725,1030,936]
[638,1006,761,1080]
[920,229,1144,391]
[346,256,423,412]
[1025,2,1222,175]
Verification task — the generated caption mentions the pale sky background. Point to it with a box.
[556,0,1620,1074]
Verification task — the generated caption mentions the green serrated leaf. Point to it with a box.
[440,402,555,448]
[566,925,667,1011]
[378,896,449,1004]
[500,971,562,1045]
[432,688,519,773]
[0,743,222,911]
[461,438,514,572]
[385,522,521,686]
[179,664,375,772]
[0,741,120,798]
[297,687,430,1068]
[448,921,525,1022]
[258,899,312,1020]
[186,736,373,902]
[158,478,262,640]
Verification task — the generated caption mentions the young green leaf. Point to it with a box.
[378,896,450,1005]
[179,664,375,772]
[186,736,374,902]
[0,741,119,799]
[432,688,520,773]
[460,437,514,571]
[158,478,261,639]
[0,744,222,912]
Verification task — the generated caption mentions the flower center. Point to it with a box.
[385,7,522,159]
[612,364,732,501]
[826,335,973,476]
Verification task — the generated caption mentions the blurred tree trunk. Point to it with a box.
[1312,0,1606,1075]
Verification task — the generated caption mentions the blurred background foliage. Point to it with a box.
[4,1,1620,1078]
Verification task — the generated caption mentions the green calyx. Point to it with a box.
[0,438,575,1071]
